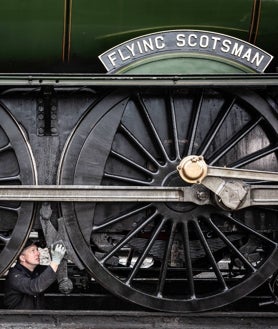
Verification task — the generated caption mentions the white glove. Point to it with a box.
[51,243,66,265]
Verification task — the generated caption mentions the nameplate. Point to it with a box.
[99,30,273,73]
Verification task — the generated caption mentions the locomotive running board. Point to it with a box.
[0,73,277,87]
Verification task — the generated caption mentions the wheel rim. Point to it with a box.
[0,102,37,274]
[58,88,278,312]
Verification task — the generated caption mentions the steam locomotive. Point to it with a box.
[0,0,277,313]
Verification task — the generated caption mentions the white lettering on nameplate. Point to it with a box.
[99,30,273,73]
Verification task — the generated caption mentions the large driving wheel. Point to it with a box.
[58,87,278,312]
[0,102,37,274]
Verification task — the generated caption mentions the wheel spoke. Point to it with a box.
[205,217,256,272]
[185,90,204,156]
[100,210,158,264]
[222,213,277,246]
[193,220,227,290]
[0,175,21,183]
[0,235,10,244]
[228,143,278,168]
[198,97,236,156]
[0,204,20,212]
[92,204,152,232]
[156,221,177,297]
[120,124,161,167]
[110,150,154,176]
[167,93,180,160]
[126,217,167,285]
[135,93,169,162]
[208,117,263,165]
[182,222,195,298]
[103,172,152,185]
[0,142,12,153]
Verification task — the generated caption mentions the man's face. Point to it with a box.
[20,244,40,269]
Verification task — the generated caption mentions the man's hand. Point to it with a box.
[50,243,66,265]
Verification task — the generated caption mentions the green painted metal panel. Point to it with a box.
[0,0,277,72]
[256,1,278,62]
[70,0,254,69]
[0,0,64,71]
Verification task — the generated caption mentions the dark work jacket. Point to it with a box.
[4,263,56,309]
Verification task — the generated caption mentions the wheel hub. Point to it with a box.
[162,169,197,213]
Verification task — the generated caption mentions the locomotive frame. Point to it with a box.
[0,71,277,313]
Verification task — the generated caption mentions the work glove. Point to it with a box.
[50,243,66,265]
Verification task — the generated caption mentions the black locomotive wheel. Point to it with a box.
[59,88,278,312]
[0,102,37,274]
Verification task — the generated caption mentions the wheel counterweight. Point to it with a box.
[58,87,278,312]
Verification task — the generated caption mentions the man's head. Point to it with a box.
[18,239,40,271]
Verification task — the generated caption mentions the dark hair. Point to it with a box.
[22,238,41,251]
[17,239,40,261]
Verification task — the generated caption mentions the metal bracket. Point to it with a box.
[201,177,248,210]
[37,86,58,136]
